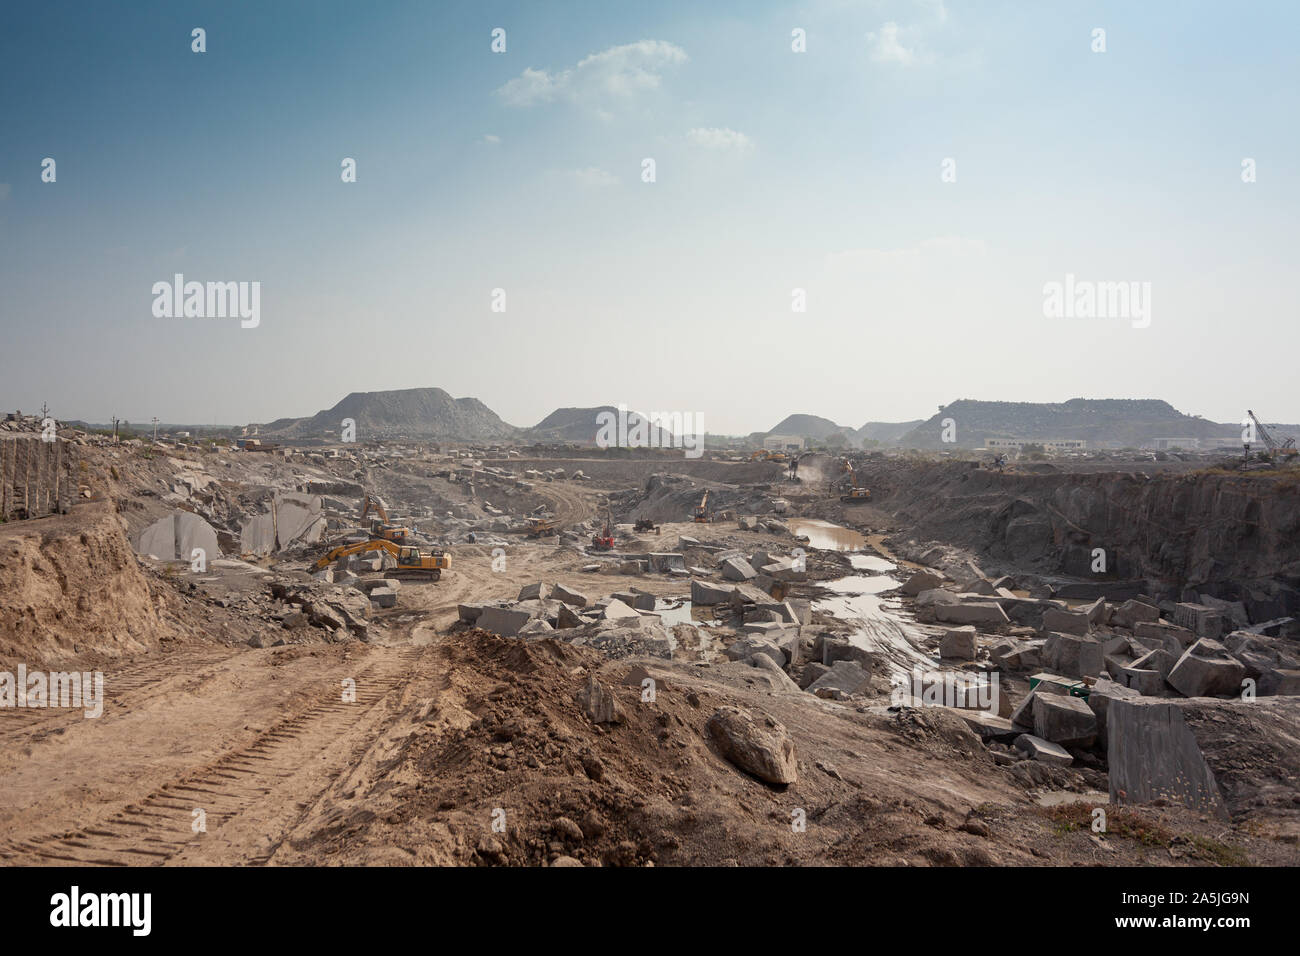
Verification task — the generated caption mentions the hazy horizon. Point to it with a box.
[3,1,1297,432]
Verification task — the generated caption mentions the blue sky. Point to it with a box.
[1,1,1296,432]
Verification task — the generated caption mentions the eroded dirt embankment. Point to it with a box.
[0,503,201,667]
[854,461,1300,600]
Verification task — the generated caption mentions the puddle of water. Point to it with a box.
[654,598,719,627]
[788,518,867,552]
[801,518,947,677]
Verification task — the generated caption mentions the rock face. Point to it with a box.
[133,510,221,562]
[706,706,798,785]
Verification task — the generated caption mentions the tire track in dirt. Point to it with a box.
[0,646,423,866]
[0,645,234,743]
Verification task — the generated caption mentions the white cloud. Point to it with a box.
[571,167,618,187]
[686,127,755,152]
[482,134,501,145]
[867,22,918,65]
[496,40,687,110]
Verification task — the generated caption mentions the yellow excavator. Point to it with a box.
[313,538,450,580]
[693,490,712,523]
[839,460,871,503]
[360,493,411,544]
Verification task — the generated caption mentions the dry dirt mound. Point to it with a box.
[273,630,1287,867]
[0,503,200,666]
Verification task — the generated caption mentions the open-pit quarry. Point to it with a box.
[2,427,1298,868]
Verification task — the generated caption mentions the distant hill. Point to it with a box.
[856,420,924,444]
[259,388,520,441]
[527,406,672,445]
[766,414,857,443]
[896,398,1239,449]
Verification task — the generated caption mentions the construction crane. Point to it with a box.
[1247,410,1298,462]
[839,460,871,503]
[693,490,712,523]
[313,538,450,580]
[359,493,411,544]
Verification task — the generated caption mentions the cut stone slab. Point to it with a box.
[955,711,1019,741]
[724,636,786,668]
[935,602,1009,626]
[1042,608,1091,636]
[1111,599,1161,630]
[706,706,797,785]
[477,605,534,637]
[691,579,734,606]
[458,603,489,624]
[1033,693,1098,748]
[721,557,757,581]
[902,569,945,596]
[600,598,641,622]
[556,604,583,629]
[916,588,960,607]
[1014,733,1074,766]
[368,586,398,608]
[939,625,978,660]
[517,582,550,601]
[807,661,871,699]
[1167,638,1246,697]
[552,583,588,607]
[1042,632,1104,679]
[1086,677,1139,739]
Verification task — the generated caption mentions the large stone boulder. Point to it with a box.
[902,569,945,596]
[1166,638,1246,697]
[1032,693,1098,748]
[477,605,534,637]
[938,626,978,660]
[577,676,625,724]
[721,557,757,582]
[1042,608,1091,636]
[807,661,871,699]
[1042,632,1103,678]
[552,583,588,607]
[706,706,798,785]
[691,579,734,606]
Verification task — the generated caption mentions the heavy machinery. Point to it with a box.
[633,517,659,534]
[359,493,411,544]
[693,490,713,523]
[1246,410,1298,464]
[750,449,789,462]
[591,507,615,551]
[525,517,558,538]
[839,460,871,503]
[313,538,450,580]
